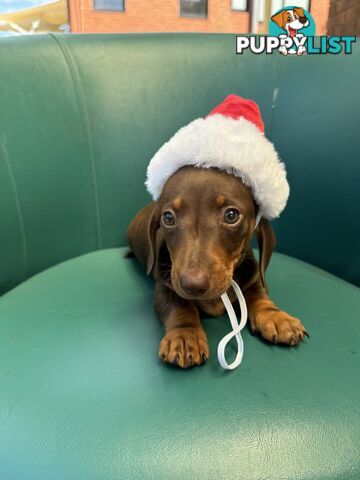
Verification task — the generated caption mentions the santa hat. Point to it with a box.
[146,94,289,220]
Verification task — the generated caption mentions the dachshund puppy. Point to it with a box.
[127,166,308,368]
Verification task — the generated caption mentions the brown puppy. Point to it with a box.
[128,166,308,368]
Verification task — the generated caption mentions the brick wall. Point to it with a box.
[68,0,250,33]
[327,0,360,35]
[68,0,340,36]
[310,0,330,35]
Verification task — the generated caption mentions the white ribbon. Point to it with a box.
[218,280,248,370]
[217,213,261,369]
[255,210,262,229]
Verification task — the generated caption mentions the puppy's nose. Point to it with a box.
[299,16,307,24]
[180,272,210,296]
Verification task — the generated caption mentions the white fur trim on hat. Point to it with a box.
[145,114,289,220]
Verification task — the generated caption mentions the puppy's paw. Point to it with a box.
[159,327,209,369]
[297,45,306,55]
[250,309,308,346]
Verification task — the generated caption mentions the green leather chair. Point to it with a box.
[0,34,359,480]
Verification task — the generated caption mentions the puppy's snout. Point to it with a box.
[299,16,307,24]
[180,272,210,296]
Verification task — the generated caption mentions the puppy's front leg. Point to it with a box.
[155,282,209,368]
[245,281,308,346]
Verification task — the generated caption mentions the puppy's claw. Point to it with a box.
[304,330,310,338]
[159,353,165,361]
[172,354,180,366]
[272,334,278,344]
[201,352,208,364]
[188,354,193,366]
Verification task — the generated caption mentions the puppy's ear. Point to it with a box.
[146,206,161,275]
[271,10,286,28]
[294,7,305,17]
[255,218,276,291]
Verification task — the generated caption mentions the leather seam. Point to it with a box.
[0,135,28,276]
[268,54,284,142]
[49,33,103,249]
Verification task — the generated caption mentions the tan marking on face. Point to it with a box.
[173,197,182,210]
[216,195,226,207]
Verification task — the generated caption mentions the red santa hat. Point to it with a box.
[146,95,289,220]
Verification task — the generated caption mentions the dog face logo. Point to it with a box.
[271,7,309,37]
[270,6,314,55]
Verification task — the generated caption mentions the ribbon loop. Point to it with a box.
[218,279,248,370]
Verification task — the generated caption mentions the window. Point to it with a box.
[283,0,309,10]
[180,0,207,18]
[232,0,248,11]
[93,0,124,12]
[271,0,309,14]
[259,0,265,22]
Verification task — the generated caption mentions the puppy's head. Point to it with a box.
[150,166,257,300]
[271,8,309,34]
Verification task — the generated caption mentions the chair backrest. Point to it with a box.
[0,33,359,294]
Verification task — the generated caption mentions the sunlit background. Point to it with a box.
[0,0,69,35]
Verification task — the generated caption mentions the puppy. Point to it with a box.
[127,166,308,369]
[271,7,309,37]
[271,7,309,55]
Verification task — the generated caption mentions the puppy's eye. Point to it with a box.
[287,16,291,21]
[224,208,240,225]
[162,211,176,226]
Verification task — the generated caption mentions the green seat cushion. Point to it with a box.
[0,248,359,480]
